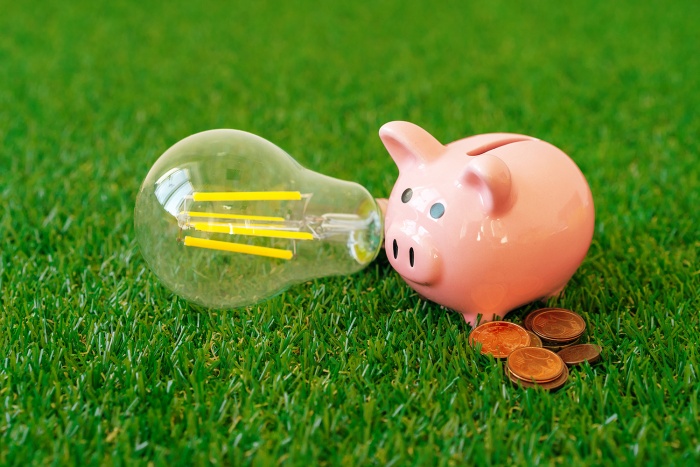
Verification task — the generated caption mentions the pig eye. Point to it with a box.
[401,188,413,203]
[430,202,445,219]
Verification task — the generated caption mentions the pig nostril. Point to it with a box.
[409,247,414,267]
[392,239,398,259]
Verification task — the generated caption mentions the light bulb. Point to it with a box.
[135,129,384,308]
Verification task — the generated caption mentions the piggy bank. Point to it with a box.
[380,121,594,325]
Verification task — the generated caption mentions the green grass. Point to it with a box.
[1,0,699,464]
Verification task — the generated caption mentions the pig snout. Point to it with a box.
[386,224,441,285]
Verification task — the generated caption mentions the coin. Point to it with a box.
[557,343,602,366]
[507,362,569,391]
[526,331,543,348]
[507,347,564,383]
[531,309,586,341]
[539,332,583,344]
[469,321,530,359]
[542,339,580,352]
[523,308,557,331]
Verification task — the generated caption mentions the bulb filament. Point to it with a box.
[177,190,374,261]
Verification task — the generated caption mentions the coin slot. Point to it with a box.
[409,247,414,267]
[466,136,534,156]
[392,239,398,259]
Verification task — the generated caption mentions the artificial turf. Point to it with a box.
[1,0,699,464]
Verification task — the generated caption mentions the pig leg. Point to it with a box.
[461,312,481,327]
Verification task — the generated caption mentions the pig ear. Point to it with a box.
[461,154,513,215]
[379,121,445,172]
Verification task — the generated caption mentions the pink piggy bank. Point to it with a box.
[380,121,595,325]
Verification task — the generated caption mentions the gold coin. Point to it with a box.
[469,321,530,359]
[507,347,565,383]
[531,309,586,341]
[526,331,543,348]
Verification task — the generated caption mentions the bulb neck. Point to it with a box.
[375,198,389,218]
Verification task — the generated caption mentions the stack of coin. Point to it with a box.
[524,308,586,350]
[469,308,602,391]
[506,347,569,391]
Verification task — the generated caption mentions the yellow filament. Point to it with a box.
[182,211,285,222]
[192,191,302,202]
[198,221,287,229]
[189,222,313,240]
[183,236,293,260]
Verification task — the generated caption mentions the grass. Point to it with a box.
[1,0,699,464]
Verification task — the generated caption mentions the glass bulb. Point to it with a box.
[135,129,384,308]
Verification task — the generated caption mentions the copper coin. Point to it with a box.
[469,321,530,359]
[539,331,583,344]
[531,309,586,341]
[507,347,564,383]
[526,331,543,348]
[540,334,581,346]
[542,339,581,352]
[523,308,557,331]
[508,362,569,391]
[557,344,602,366]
